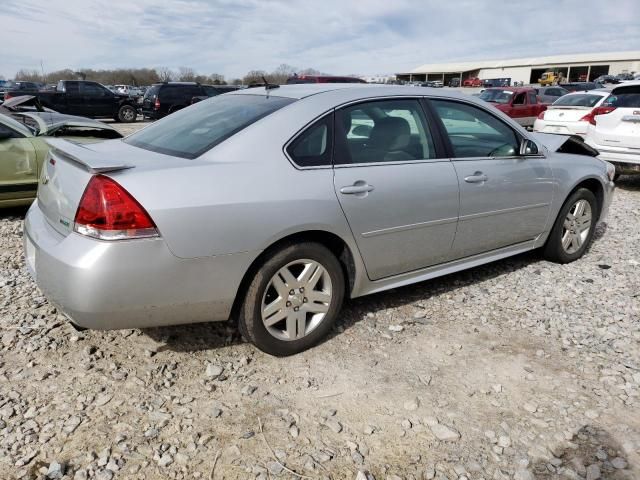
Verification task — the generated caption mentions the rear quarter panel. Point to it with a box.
[111,95,359,260]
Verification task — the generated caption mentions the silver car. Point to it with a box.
[23,85,615,355]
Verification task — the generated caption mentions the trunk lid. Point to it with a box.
[543,106,591,123]
[592,108,640,149]
[38,139,134,236]
[37,138,201,237]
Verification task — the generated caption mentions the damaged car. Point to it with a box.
[0,96,122,208]
[23,85,615,355]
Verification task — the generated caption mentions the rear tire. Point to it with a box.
[238,242,345,356]
[543,188,598,263]
[116,105,137,123]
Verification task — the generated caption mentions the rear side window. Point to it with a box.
[287,114,333,167]
[144,85,160,99]
[125,94,295,159]
[334,99,435,165]
[553,94,603,107]
[604,86,640,108]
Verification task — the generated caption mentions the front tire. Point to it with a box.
[116,105,137,123]
[543,188,598,263]
[238,243,345,356]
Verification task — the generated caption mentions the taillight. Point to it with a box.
[154,98,160,110]
[4,92,12,100]
[580,106,616,125]
[537,111,546,120]
[74,175,159,240]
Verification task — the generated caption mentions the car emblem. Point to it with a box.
[559,112,564,117]
[42,175,50,185]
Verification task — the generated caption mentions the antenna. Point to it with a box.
[261,75,280,98]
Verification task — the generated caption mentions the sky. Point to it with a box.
[1,0,639,80]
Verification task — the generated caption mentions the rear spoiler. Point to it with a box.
[45,138,134,173]
[531,133,599,157]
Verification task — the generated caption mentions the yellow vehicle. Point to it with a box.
[539,71,562,86]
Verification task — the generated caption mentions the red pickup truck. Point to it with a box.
[478,87,548,128]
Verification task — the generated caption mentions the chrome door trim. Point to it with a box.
[362,216,458,238]
[458,202,550,221]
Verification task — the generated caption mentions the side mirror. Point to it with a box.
[520,139,539,156]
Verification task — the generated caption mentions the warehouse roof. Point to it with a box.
[402,51,640,74]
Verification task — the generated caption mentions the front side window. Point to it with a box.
[335,99,435,165]
[287,114,333,167]
[80,83,106,96]
[432,100,520,158]
[125,94,295,159]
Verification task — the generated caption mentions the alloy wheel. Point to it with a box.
[561,199,592,254]
[261,259,333,341]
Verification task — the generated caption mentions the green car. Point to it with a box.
[0,108,122,208]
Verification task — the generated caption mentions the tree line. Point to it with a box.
[10,64,338,86]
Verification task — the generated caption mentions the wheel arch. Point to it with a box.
[567,176,605,221]
[229,229,358,321]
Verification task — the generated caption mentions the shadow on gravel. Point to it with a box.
[0,205,29,219]
[615,174,640,192]
[143,321,245,353]
[530,425,632,479]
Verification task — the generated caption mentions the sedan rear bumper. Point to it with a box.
[24,201,255,330]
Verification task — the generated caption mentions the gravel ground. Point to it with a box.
[1,124,639,480]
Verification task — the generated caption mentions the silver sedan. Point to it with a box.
[24,84,615,355]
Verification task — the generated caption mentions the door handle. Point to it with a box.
[464,172,488,183]
[340,182,375,195]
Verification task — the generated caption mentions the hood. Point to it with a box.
[531,132,599,157]
[1,95,38,109]
[10,112,122,139]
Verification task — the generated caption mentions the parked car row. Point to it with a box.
[532,81,640,178]
[19,83,615,355]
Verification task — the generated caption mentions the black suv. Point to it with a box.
[141,82,239,119]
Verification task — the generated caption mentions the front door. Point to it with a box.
[333,98,459,280]
[430,99,554,258]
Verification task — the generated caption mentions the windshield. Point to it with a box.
[553,94,604,107]
[605,86,640,108]
[479,89,513,104]
[125,94,296,159]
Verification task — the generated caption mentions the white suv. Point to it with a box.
[585,81,640,178]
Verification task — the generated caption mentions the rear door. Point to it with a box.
[79,82,113,117]
[332,98,459,280]
[592,85,640,149]
[63,81,84,115]
[0,120,38,203]
[430,98,553,258]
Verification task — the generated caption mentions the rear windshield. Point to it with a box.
[479,89,513,104]
[125,94,295,159]
[553,94,604,107]
[144,85,161,99]
[604,86,640,108]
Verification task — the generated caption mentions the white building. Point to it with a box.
[362,74,396,84]
[396,51,640,85]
